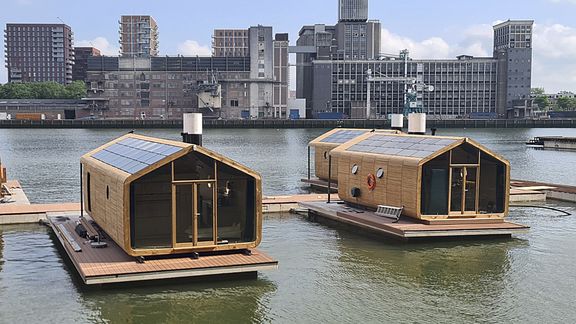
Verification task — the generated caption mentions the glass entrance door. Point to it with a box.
[195,182,215,245]
[175,184,194,245]
[450,167,478,215]
[450,168,464,213]
[173,182,216,248]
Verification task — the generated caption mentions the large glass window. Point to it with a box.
[174,152,215,181]
[216,162,256,243]
[421,153,449,215]
[478,153,507,214]
[451,143,479,165]
[130,164,172,249]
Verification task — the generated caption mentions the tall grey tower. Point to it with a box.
[493,20,534,117]
[339,0,368,22]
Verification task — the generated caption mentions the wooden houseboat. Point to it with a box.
[81,133,262,257]
[308,128,399,182]
[330,132,510,222]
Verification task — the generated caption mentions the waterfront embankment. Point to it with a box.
[1,118,576,129]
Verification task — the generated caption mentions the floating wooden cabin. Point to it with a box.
[308,129,399,182]
[81,134,262,257]
[330,132,510,222]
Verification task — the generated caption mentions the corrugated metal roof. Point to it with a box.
[91,137,183,174]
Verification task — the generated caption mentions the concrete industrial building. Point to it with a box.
[494,20,534,118]
[119,15,159,57]
[295,0,533,119]
[72,47,101,82]
[4,23,75,84]
[84,25,289,120]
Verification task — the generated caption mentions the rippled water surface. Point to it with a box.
[1,128,576,323]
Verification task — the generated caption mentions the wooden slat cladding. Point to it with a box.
[80,134,264,257]
[309,129,399,182]
[330,132,511,222]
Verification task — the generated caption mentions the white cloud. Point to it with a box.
[380,27,490,59]
[76,37,119,56]
[532,23,576,92]
[381,22,576,92]
[177,40,211,56]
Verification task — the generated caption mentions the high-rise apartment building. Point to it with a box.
[4,23,74,84]
[119,15,158,57]
[212,29,249,57]
[339,0,369,22]
[72,47,101,82]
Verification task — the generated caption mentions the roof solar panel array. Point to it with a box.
[91,138,183,174]
[347,135,459,159]
[320,130,369,144]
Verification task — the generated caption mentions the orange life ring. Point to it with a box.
[367,173,376,191]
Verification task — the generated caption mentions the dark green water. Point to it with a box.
[1,128,576,323]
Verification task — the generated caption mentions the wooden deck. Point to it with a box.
[262,193,339,213]
[511,180,576,203]
[300,201,529,240]
[48,215,278,285]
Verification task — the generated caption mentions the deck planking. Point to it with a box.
[48,215,278,285]
[300,201,529,239]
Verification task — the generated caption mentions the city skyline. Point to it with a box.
[1,0,575,92]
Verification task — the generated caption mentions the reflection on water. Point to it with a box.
[1,128,576,323]
[335,232,526,322]
[84,279,276,324]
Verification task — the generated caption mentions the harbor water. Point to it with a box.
[1,128,576,323]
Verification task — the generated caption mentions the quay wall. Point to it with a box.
[0,119,575,129]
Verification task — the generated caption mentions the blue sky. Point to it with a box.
[1,0,576,92]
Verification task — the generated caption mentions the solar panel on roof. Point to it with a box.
[91,138,184,174]
[320,130,369,144]
[346,135,458,159]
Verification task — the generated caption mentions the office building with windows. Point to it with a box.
[294,0,533,119]
[4,23,74,84]
[84,26,289,120]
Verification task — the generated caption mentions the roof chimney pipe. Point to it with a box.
[391,114,404,131]
[182,113,203,145]
[408,113,426,135]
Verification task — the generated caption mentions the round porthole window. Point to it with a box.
[351,164,359,175]
[376,168,384,179]
[324,151,328,160]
